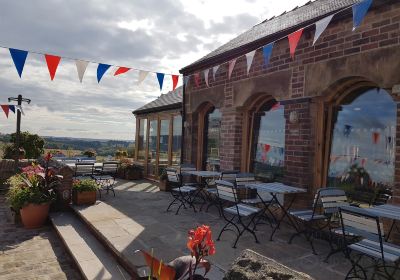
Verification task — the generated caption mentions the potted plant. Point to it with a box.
[158,168,170,192]
[5,153,59,229]
[72,178,99,205]
[125,164,143,180]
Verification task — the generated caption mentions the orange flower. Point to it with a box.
[187,225,216,258]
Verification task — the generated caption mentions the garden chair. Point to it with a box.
[73,162,94,179]
[288,188,330,255]
[165,168,197,215]
[92,162,119,197]
[215,179,261,248]
[339,206,400,279]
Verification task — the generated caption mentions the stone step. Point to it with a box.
[50,212,131,280]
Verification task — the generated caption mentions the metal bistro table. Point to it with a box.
[367,204,400,241]
[246,182,307,241]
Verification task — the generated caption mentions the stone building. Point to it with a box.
[180,0,400,206]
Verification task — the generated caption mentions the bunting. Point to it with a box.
[0,105,21,118]
[138,70,149,85]
[245,50,256,75]
[313,15,334,45]
[97,63,111,83]
[183,76,190,88]
[262,43,274,67]
[75,60,89,83]
[171,75,179,90]
[288,28,304,59]
[15,105,24,115]
[204,69,210,87]
[212,65,220,81]
[353,0,373,31]
[228,58,237,80]
[9,48,28,78]
[44,54,61,81]
[114,67,130,76]
[8,105,15,114]
[156,72,165,91]
[1,105,9,118]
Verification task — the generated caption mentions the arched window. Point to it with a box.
[251,100,285,180]
[204,108,221,171]
[328,88,396,195]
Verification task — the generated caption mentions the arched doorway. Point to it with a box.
[325,87,396,201]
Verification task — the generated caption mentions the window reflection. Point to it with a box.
[158,119,170,175]
[328,88,396,198]
[147,120,158,176]
[205,108,221,171]
[172,115,182,165]
[138,118,147,161]
[252,102,285,181]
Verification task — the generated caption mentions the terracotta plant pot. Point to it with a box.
[72,190,97,205]
[158,179,170,191]
[20,203,50,229]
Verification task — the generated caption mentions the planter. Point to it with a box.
[20,203,50,229]
[158,179,170,191]
[125,168,143,180]
[72,190,97,205]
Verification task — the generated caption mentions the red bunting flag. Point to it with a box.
[44,54,61,80]
[171,75,179,90]
[114,67,130,76]
[194,72,201,87]
[1,105,9,118]
[288,28,304,59]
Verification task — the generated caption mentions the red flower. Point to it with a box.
[187,225,215,258]
[45,152,53,162]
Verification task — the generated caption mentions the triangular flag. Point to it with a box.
[156,73,165,91]
[183,76,190,88]
[204,69,210,87]
[9,105,15,114]
[212,65,220,81]
[313,15,334,45]
[44,54,61,81]
[1,105,9,118]
[114,67,130,76]
[194,72,201,87]
[75,60,89,83]
[9,48,28,78]
[228,58,237,80]
[171,75,179,90]
[262,43,274,67]
[245,50,256,75]
[137,70,149,85]
[353,0,373,30]
[15,105,24,115]
[97,63,111,83]
[288,28,304,59]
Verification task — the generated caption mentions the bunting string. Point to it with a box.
[0,104,24,118]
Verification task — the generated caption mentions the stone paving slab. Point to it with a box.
[0,194,81,280]
[71,180,352,279]
[50,212,130,280]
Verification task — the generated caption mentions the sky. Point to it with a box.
[0,0,309,140]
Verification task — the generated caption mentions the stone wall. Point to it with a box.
[183,2,400,205]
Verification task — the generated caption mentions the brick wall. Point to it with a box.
[183,2,400,203]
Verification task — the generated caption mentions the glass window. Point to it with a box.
[205,108,221,171]
[158,119,170,175]
[147,120,158,177]
[172,115,182,165]
[328,88,396,199]
[252,102,285,181]
[137,118,147,161]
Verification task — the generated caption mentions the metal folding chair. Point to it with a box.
[339,206,400,279]
[215,180,261,248]
[92,162,119,197]
[74,162,94,178]
[165,168,197,215]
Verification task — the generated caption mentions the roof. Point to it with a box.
[132,87,183,115]
[180,0,382,74]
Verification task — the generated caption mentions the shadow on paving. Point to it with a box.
[78,179,356,280]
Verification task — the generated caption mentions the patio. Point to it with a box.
[67,178,353,279]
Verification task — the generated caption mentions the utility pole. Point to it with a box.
[8,95,31,169]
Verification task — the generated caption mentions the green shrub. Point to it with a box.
[72,179,99,192]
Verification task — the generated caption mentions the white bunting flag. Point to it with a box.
[204,69,210,87]
[245,50,256,75]
[15,105,24,115]
[183,76,190,88]
[212,65,220,81]
[313,14,334,45]
[228,58,237,80]
[137,70,149,85]
[75,60,89,83]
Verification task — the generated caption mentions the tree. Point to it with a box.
[115,150,128,159]
[83,149,96,158]
[3,132,44,159]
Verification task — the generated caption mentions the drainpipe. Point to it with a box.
[180,79,186,164]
